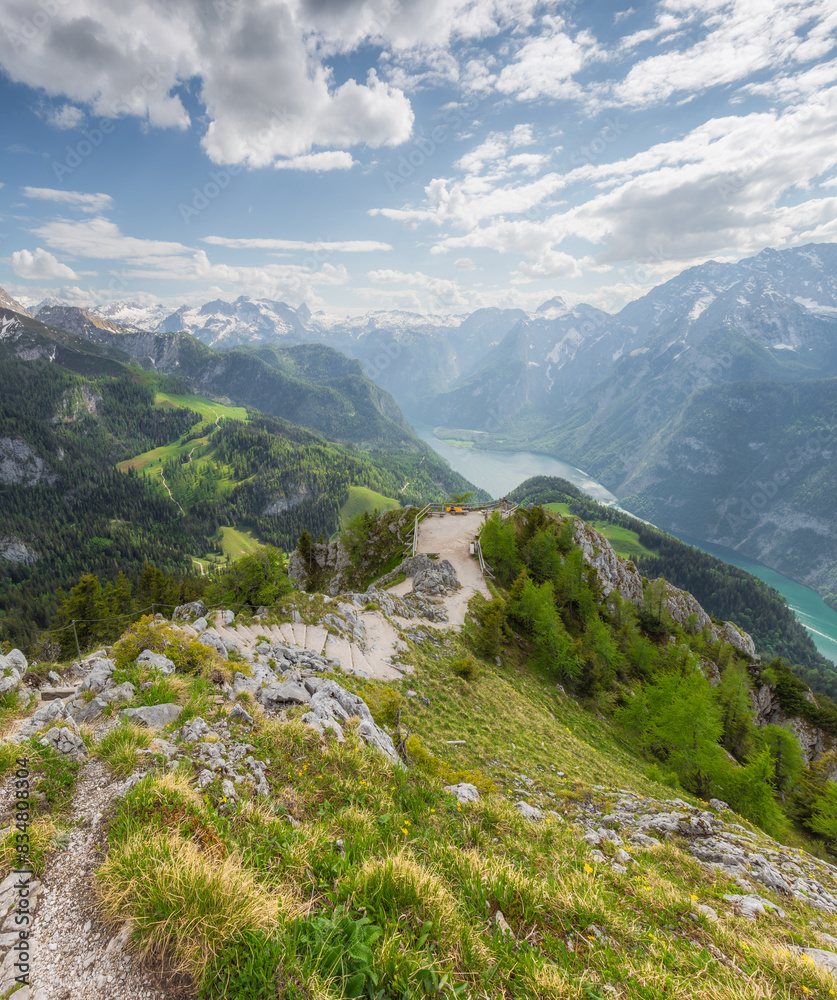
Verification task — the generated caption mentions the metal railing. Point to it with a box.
[410,503,432,556]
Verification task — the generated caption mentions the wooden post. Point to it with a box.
[71,621,82,664]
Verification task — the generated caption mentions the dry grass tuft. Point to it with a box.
[96,830,289,980]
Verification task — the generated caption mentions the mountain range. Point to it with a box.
[13,241,837,607]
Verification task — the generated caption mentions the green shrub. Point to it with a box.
[113,616,218,675]
[450,655,479,681]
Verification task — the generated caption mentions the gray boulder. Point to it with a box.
[173,600,206,620]
[197,630,226,655]
[356,719,400,764]
[3,650,27,674]
[71,697,109,723]
[39,726,87,759]
[444,782,480,804]
[221,610,235,625]
[32,698,70,726]
[137,650,176,674]
[77,658,115,694]
[0,673,20,695]
[180,717,211,743]
[301,712,345,742]
[310,681,373,723]
[192,616,208,634]
[229,704,254,725]
[722,894,785,920]
[516,801,543,822]
[258,681,311,709]
[98,682,135,706]
[122,704,183,729]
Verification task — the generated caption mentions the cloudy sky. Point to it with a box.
[0,0,836,317]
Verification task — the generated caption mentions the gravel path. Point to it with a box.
[411,511,491,626]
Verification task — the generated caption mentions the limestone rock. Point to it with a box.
[229,704,254,725]
[516,801,543,822]
[444,782,480,803]
[137,650,176,674]
[173,600,206,620]
[77,658,115,694]
[258,680,311,709]
[39,726,87,759]
[122,703,183,729]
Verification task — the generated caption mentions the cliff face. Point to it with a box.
[574,517,837,769]
[572,519,758,658]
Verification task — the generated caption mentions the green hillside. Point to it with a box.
[514,477,837,700]
[0,309,484,650]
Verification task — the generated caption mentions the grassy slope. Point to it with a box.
[544,505,656,561]
[118,393,247,474]
[13,590,834,999]
[339,486,401,529]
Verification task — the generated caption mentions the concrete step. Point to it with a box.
[304,625,328,655]
[325,635,353,670]
[291,622,307,648]
[350,645,373,677]
[39,688,75,702]
[278,623,295,645]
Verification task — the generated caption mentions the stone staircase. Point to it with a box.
[209,616,400,681]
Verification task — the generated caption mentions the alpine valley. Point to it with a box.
[43,241,837,611]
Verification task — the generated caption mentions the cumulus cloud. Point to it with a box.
[23,188,114,213]
[377,85,837,289]
[43,103,84,129]
[11,248,79,280]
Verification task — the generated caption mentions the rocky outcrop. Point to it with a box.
[572,519,759,658]
[572,521,644,602]
[0,437,58,486]
[260,483,313,516]
[0,537,38,566]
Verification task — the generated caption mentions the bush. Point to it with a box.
[113,616,219,675]
[450,655,479,681]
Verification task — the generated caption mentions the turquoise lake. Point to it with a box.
[413,421,837,666]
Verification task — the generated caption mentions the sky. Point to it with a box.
[0,0,836,318]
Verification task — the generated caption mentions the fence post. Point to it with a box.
[71,621,82,664]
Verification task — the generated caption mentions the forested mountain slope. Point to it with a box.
[0,305,482,649]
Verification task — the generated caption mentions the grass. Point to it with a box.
[339,486,401,529]
[30,576,837,997]
[591,521,657,561]
[95,721,154,778]
[543,507,656,561]
[95,687,837,998]
[218,526,261,561]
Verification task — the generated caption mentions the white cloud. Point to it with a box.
[609,0,837,108]
[0,0,424,167]
[203,236,392,252]
[11,248,79,280]
[367,267,467,308]
[44,103,84,129]
[379,87,837,290]
[33,216,189,261]
[272,151,355,171]
[495,15,601,102]
[454,257,476,270]
[23,187,114,213]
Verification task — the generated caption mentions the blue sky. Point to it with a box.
[1,0,836,317]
